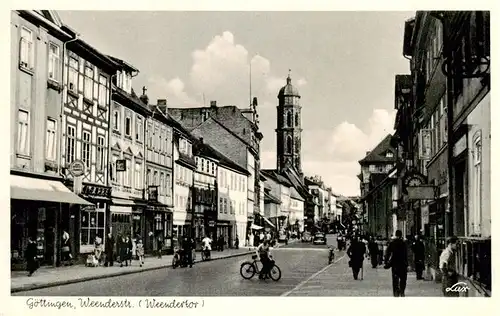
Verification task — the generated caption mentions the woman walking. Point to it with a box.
[136,238,145,267]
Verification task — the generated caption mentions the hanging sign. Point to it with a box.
[68,160,85,177]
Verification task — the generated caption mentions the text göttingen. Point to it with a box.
[26,298,204,310]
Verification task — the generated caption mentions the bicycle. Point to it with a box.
[240,255,282,281]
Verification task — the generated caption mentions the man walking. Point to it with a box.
[347,236,366,280]
[412,234,425,280]
[384,230,408,297]
[439,236,459,297]
[368,236,379,268]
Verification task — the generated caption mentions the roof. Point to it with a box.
[358,134,397,164]
[193,140,249,175]
[108,55,139,73]
[264,191,281,204]
[261,169,291,187]
[290,187,304,201]
[278,75,301,98]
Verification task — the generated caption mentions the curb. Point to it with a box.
[11,251,253,294]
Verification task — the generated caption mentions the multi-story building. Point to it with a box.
[168,100,263,235]
[143,97,174,254]
[60,25,118,256]
[108,56,151,242]
[192,139,219,245]
[260,169,291,231]
[10,10,94,267]
[401,11,490,295]
[171,115,196,247]
[289,187,305,234]
[217,156,250,248]
[357,135,397,238]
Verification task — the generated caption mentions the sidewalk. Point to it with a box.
[11,248,252,293]
[287,254,443,297]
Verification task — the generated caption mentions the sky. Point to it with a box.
[58,11,414,196]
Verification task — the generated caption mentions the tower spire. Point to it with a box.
[287,69,292,84]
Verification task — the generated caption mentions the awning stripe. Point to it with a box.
[263,216,276,228]
[10,175,93,205]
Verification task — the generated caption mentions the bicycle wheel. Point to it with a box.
[268,264,282,281]
[240,262,256,279]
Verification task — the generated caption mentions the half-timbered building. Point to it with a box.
[60,25,119,255]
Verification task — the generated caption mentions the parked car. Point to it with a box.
[313,233,327,245]
[301,232,312,242]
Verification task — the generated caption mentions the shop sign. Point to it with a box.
[68,160,85,177]
[82,184,111,197]
[148,186,158,202]
[418,129,432,160]
[116,159,127,172]
[208,220,216,227]
[407,186,437,200]
[453,135,467,157]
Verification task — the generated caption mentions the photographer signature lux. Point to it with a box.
[446,282,470,293]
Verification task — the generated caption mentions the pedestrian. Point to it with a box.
[104,231,115,267]
[384,230,408,297]
[439,236,459,297]
[347,236,366,280]
[25,236,39,277]
[376,237,383,265]
[61,231,72,266]
[157,235,163,259]
[235,236,239,249]
[382,239,389,264]
[412,234,425,280]
[119,236,128,267]
[259,231,265,244]
[266,231,272,242]
[136,238,145,267]
[218,235,224,252]
[182,236,194,268]
[368,236,379,268]
[126,236,133,266]
[249,232,254,248]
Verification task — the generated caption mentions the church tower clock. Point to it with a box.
[276,71,302,174]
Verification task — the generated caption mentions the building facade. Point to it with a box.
[193,141,218,246]
[400,11,491,295]
[168,101,263,233]
[172,118,196,246]
[108,57,151,245]
[60,26,118,256]
[143,98,174,254]
[10,10,94,267]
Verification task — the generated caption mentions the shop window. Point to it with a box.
[80,207,105,247]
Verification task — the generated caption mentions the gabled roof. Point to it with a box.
[193,140,249,176]
[290,186,304,201]
[358,134,397,164]
[264,191,281,205]
[108,55,139,73]
[193,116,251,149]
[261,169,291,187]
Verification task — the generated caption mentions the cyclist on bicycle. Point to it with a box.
[256,239,273,279]
[202,235,212,257]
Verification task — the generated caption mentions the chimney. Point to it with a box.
[157,99,167,115]
[252,97,258,107]
[199,137,203,143]
[210,100,217,108]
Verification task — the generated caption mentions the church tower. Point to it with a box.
[276,71,302,174]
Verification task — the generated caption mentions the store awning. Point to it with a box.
[263,217,276,228]
[10,175,93,205]
[251,224,263,230]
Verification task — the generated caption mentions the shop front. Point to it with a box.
[173,211,192,248]
[10,174,93,268]
[78,183,112,256]
[216,221,235,249]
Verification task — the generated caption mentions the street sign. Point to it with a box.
[407,186,437,200]
[68,160,85,177]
